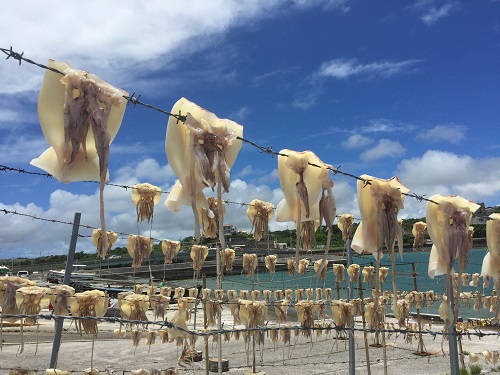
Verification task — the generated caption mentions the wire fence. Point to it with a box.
[1,45,500,375]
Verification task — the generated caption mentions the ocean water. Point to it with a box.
[202,248,496,320]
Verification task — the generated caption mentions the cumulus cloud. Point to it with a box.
[317,58,423,80]
[416,124,466,144]
[360,139,406,162]
[396,150,500,203]
[342,134,373,149]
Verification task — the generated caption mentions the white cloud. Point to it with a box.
[396,150,500,203]
[317,58,423,80]
[420,3,458,25]
[0,1,348,95]
[342,134,373,149]
[292,92,320,109]
[416,124,466,144]
[360,139,406,161]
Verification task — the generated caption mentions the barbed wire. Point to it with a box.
[0,45,446,207]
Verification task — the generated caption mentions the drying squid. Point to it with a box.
[461,273,470,286]
[251,290,260,301]
[347,264,360,283]
[276,149,329,263]
[161,239,181,264]
[274,290,283,300]
[265,255,277,276]
[240,290,249,300]
[338,213,354,241]
[314,259,327,280]
[285,289,293,301]
[247,199,275,241]
[295,289,304,301]
[262,290,272,303]
[239,300,268,345]
[305,288,313,300]
[379,267,389,283]
[298,259,309,275]
[69,290,108,334]
[412,221,427,250]
[164,98,243,243]
[127,235,153,268]
[332,263,345,283]
[189,287,198,298]
[315,288,323,300]
[149,294,170,320]
[317,173,337,275]
[227,290,236,300]
[48,285,75,316]
[393,299,410,327]
[295,300,315,332]
[481,213,500,284]
[190,245,209,271]
[287,259,296,275]
[32,61,127,257]
[9,370,35,375]
[82,368,99,375]
[174,287,185,300]
[198,196,225,238]
[134,284,145,295]
[222,248,236,272]
[0,276,36,321]
[119,293,150,325]
[92,228,118,259]
[331,300,353,327]
[275,299,289,323]
[351,175,408,258]
[324,288,332,300]
[214,289,224,300]
[362,266,375,285]
[132,182,162,224]
[469,273,480,287]
[16,286,47,325]
[147,285,157,296]
[242,253,258,278]
[131,330,143,347]
[426,195,479,278]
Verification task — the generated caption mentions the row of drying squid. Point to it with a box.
[2,274,499,336]
[26,60,500,340]
[8,368,177,375]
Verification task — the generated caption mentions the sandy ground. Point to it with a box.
[1,305,499,375]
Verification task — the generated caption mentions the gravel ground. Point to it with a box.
[1,306,499,375]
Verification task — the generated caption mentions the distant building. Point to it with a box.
[223,224,236,236]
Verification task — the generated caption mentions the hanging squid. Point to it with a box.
[69,290,108,335]
[239,300,268,345]
[48,284,75,316]
[44,370,70,375]
[16,286,47,325]
[276,149,328,263]
[0,276,36,321]
[362,266,375,285]
[32,61,127,256]
[262,290,272,303]
[347,264,360,283]
[247,199,275,241]
[482,213,500,285]
[132,182,162,224]
[251,290,261,301]
[338,213,354,241]
[92,228,118,259]
[412,221,427,250]
[242,253,258,278]
[222,248,236,272]
[287,259,296,276]
[331,300,353,327]
[164,98,243,244]
[314,259,327,281]
[317,173,337,275]
[469,273,480,287]
[298,259,309,275]
[127,235,153,268]
[149,294,170,320]
[332,263,345,283]
[379,267,389,283]
[162,239,181,264]
[426,195,480,329]
[190,245,209,271]
[198,196,225,238]
[265,255,277,277]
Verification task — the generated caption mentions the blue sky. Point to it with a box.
[1,0,499,259]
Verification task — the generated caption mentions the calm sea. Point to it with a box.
[202,248,494,320]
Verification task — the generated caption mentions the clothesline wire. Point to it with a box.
[1,45,439,206]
